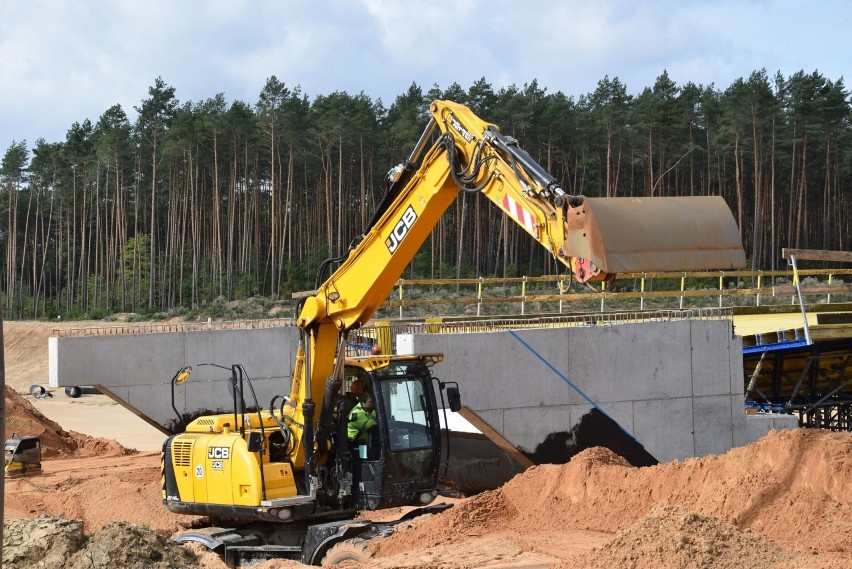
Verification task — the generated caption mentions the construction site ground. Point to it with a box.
[3,318,852,568]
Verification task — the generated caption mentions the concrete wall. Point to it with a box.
[399,319,797,463]
[48,319,796,460]
[49,326,300,431]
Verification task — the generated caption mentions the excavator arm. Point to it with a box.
[284,100,745,475]
[164,99,747,564]
[299,100,745,332]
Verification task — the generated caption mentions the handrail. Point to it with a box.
[54,317,295,338]
[394,268,852,286]
[385,268,851,318]
[49,269,850,336]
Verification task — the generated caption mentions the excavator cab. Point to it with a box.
[340,355,450,511]
[4,434,42,477]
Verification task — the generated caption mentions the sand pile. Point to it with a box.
[367,428,852,566]
[4,371,852,567]
[538,428,848,550]
[4,385,133,459]
[560,504,794,568]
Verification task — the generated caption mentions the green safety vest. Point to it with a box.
[347,403,377,443]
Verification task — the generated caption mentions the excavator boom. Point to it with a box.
[298,99,746,334]
[287,98,746,476]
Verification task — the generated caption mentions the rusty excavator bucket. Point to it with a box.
[562,196,746,282]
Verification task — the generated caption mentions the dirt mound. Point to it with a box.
[3,516,197,569]
[3,517,86,568]
[561,504,794,569]
[372,428,852,565]
[503,428,852,551]
[4,385,134,458]
[3,452,201,533]
[67,520,196,568]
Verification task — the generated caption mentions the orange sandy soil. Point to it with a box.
[4,319,852,568]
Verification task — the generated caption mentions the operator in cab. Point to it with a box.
[347,392,377,458]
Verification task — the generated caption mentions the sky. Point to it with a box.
[1,0,849,154]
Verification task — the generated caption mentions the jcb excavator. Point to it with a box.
[162,100,745,566]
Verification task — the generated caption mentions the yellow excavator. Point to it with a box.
[162,100,745,566]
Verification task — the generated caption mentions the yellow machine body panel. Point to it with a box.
[167,431,297,508]
[261,462,299,497]
[184,412,282,433]
[4,460,41,478]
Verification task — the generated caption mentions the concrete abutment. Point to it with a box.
[48,318,796,465]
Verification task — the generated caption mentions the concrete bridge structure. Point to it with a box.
[48,311,796,466]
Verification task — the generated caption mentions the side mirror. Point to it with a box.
[446,386,461,413]
[174,366,192,386]
[246,431,263,453]
[171,366,193,429]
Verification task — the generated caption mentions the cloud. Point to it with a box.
[1,0,848,151]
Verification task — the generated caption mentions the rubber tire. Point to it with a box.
[65,386,82,398]
[321,538,373,566]
[29,384,46,397]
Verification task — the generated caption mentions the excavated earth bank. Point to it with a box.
[4,383,851,568]
[4,319,852,567]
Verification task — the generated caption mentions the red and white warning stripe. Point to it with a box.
[502,194,536,234]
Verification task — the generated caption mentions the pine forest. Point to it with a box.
[1,70,849,319]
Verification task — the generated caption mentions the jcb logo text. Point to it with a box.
[208,447,230,460]
[385,206,418,254]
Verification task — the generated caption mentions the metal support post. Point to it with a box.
[789,255,812,345]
